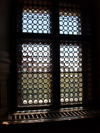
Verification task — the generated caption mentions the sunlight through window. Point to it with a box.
[22,7,52,33]
[17,41,53,107]
[59,9,82,35]
[60,42,83,104]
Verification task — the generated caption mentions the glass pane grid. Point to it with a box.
[22,6,52,33]
[60,72,83,104]
[60,43,82,72]
[17,41,53,107]
[18,73,53,106]
[17,42,53,73]
[60,41,92,105]
[60,42,83,105]
[59,9,82,35]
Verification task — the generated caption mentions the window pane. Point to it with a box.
[18,73,52,106]
[20,43,52,72]
[60,43,82,72]
[60,42,83,105]
[22,6,52,34]
[17,41,53,107]
[59,9,82,35]
[60,73,83,104]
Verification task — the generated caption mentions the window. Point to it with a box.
[22,6,52,33]
[17,0,92,108]
[59,9,82,35]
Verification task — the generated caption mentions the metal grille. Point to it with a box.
[17,40,53,107]
[60,41,92,105]
[22,6,52,33]
[59,9,82,35]
[5,108,100,124]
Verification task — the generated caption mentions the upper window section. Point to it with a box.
[60,43,82,72]
[22,6,52,33]
[59,9,82,35]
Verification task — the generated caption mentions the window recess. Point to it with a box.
[16,0,93,109]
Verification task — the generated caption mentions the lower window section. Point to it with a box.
[17,40,92,107]
[17,73,53,107]
[60,72,83,105]
[60,72,92,105]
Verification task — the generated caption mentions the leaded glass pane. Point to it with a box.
[22,6,52,33]
[60,44,82,72]
[18,73,52,105]
[60,73,83,104]
[59,9,82,35]
[60,42,83,105]
[17,41,53,107]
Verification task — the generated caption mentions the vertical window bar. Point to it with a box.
[52,0,60,108]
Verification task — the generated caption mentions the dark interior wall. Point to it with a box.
[0,0,11,119]
[93,0,100,104]
[0,0,11,52]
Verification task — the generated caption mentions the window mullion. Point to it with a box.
[52,0,60,108]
